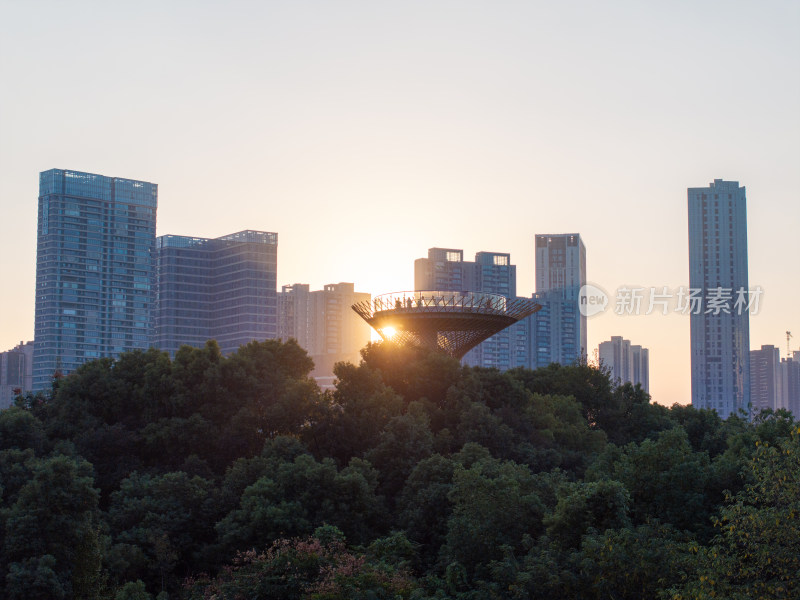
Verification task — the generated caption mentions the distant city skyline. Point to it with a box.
[1,2,799,406]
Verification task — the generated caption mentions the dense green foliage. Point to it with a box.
[2,338,797,599]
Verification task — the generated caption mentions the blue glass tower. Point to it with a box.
[529,289,581,369]
[33,169,157,390]
[155,231,278,356]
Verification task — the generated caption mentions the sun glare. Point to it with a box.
[381,326,397,340]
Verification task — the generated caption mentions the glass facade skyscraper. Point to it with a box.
[155,230,278,356]
[33,169,157,390]
[688,179,750,418]
[529,289,581,369]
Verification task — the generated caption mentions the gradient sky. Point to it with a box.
[1,1,798,406]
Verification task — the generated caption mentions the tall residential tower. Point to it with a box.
[33,169,157,390]
[414,247,528,369]
[749,345,780,415]
[532,233,587,367]
[688,179,750,418]
[278,282,371,380]
[598,336,650,393]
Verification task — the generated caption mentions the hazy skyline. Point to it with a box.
[1,1,798,406]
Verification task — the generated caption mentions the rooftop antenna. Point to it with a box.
[787,331,793,357]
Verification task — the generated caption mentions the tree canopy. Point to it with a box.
[1,339,794,599]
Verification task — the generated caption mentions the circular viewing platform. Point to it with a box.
[352,291,541,360]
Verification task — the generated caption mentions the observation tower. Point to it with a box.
[352,291,541,360]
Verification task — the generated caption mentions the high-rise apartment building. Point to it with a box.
[532,234,587,367]
[0,341,34,408]
[597,336,649,392]
[529,291,577,369]
[414,248,528,369]
[535,233,586,294]
[631,344,650,394]
[474,252,531,369]
[688,179,750,418]
[278,282,371,379]
[599,336,632,384]
[33,169,157,390]
[154,231,278,356]
[750,345,781,415]
[279,284,313,351]
[780,351,800,418]
[414,248,477,292]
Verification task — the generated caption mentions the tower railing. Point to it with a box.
[369,291,508,315]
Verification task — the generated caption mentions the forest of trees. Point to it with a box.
[1,338,798,599]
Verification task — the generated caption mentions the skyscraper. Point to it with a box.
[599,336,632,384]
[631,344,650,394]
[750,345,781,415]
[780,352,800,418]
[688,179,750,418]
[529,290,580,369]
[414,248,477,292]
[414,247,528,369]
[532,234,587,367]
[278,283,313,351]
[154,231,278,356]
[278,282,371,381]
[33,169,157,390]
[472,251,525,368]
